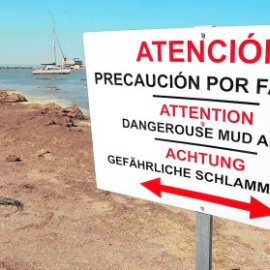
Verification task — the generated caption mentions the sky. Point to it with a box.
[1,0,270,64]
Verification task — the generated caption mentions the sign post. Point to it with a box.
[84,25,270,267]
[196,213,213,270]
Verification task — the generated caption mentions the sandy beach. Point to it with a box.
[0,91,270,270]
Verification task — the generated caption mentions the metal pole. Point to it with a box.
[52,21,57,65]
[195,212,213,270]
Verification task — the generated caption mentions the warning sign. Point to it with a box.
[84,26,270,229]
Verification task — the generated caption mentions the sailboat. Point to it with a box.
[32,22,71,75]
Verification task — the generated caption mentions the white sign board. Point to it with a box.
[84,26,270,229]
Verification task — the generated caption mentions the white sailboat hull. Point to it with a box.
[32,68,71,75]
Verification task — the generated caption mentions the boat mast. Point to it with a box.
[55,31,66,60]
[52,21,57,65]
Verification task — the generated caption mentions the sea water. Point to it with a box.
[0,69,89,113]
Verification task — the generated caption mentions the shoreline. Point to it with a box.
[0,90,90,128]
[25,96,90,115]
[1,88,90,115]
[0,68,89,115]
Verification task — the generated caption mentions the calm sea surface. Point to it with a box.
[0,69,89,113]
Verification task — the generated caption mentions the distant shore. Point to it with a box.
[0,65,86,69]
[0,66,32,69]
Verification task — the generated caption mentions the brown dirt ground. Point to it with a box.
[0,101,270,270]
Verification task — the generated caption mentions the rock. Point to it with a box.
[62,105,84,119]
[0,196,23,208]
[66,120,76,128]
[44,119,56,126]
[52,116,69,126]
[0,91,9,101]
[6,155,21,162]
[76,121,90,128]
[0,91,27,103]
[44,103,62,111]
[83,115,90,121]
[9,93,27,102]
[42,103,62,116]
[37,149,51,157]
[40,103,86,127]
[40,108,49,114]
[22,184,34,190]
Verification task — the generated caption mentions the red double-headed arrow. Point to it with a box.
[141,178,270,219]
